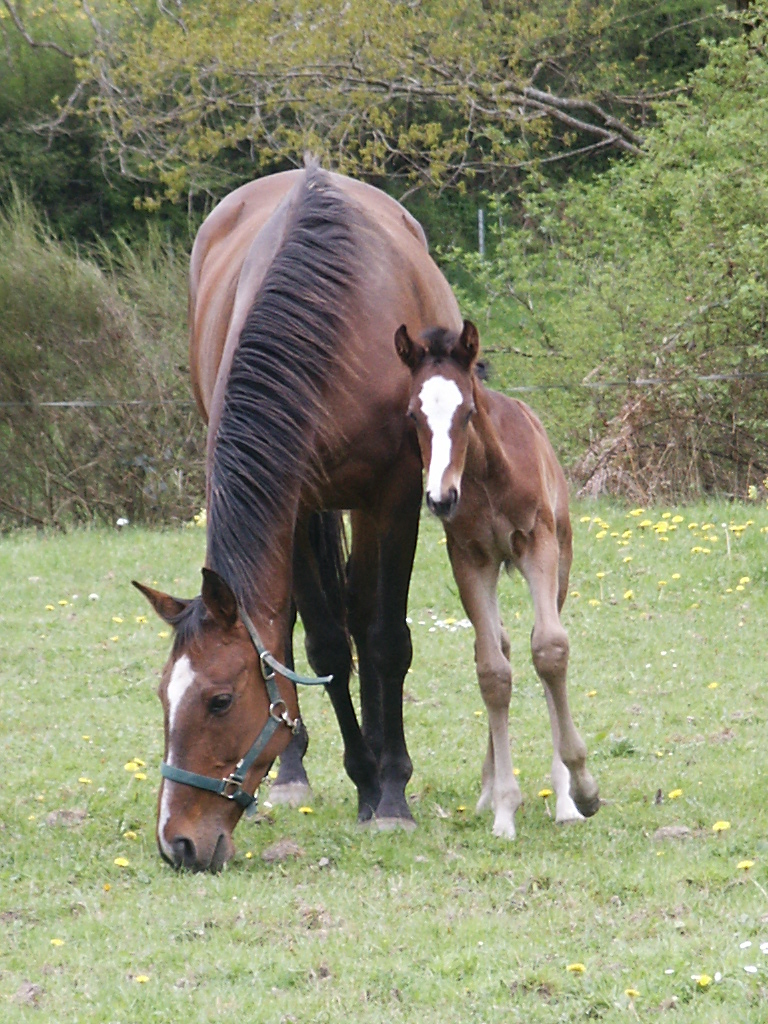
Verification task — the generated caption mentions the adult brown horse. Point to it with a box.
[133,163,462,871]
[395,320,600,839]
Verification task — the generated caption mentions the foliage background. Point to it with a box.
[1,0,767,527]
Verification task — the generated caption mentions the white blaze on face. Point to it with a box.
[159,654,197,855]
[418,375,463,502]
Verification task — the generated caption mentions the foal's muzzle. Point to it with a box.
[426,487,459,521]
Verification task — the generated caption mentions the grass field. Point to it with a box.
[2,498,768,1023]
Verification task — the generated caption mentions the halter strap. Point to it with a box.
[160,604,333,817]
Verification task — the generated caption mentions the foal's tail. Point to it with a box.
[307,510,351,649]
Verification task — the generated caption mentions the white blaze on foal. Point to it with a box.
[159,654,197,853]
[417,375,463,503]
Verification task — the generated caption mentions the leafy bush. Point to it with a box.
[443,4,768,500]
[0,196,204,529]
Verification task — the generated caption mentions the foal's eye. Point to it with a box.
[208,693,233,715]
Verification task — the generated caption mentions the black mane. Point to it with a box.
[205,166,359,608]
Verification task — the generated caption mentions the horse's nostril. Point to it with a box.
[426,490,459,520]
[171,836,197,870]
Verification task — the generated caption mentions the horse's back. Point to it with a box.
[189,168,443,423]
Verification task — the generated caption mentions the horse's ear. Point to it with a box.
[132,581,189,624]
[200,568,239,630]
[394,324,425,371]
[454,320,480,370]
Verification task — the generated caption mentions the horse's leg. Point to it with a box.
[289,515,381,821]
[362,492,421,830]
[515,522,600,820]
[448,542,522,838]
[270,597,313,806]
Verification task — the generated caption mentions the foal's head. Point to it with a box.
[395,320,479,521]
[134,570,286,872]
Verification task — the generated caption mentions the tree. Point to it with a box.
[1,0,737,208]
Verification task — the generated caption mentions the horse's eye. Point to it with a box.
[407,410,417,421]
[208,693,233,715]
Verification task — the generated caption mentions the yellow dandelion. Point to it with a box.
[623,590,634,600]
[712,821,730,833]
[456,805,466,812]
[671,515,684,524]
[696,974,712,988]
[474,710,483,716]
[625,988,640,998]
[438,537,447,545]
[45,604,55,611]
[268,769,278,780]
[513,767,521,776]
[78,777,92,785]
[158,630,169,639]
[623,556,633,563]
[737,860,755,870]
[596,571,606,579]
[566,963,586,973]
[688,522,699,530]
[570,590,581,598]
[133,772,147,781]
[50,938,65,947]
[135,615,147,624]
[661,512,672,519]
[103,883,111,891]
[671,573,681,580]
[58,599,68,606]
[298,806,314,814]
[595,530,607,539]
[134,975,150,984]
[628,509,644,517]
[707,682,718,690]
[739,576,751,585]
[668,789,683,799]
[123,831,137,840]
[133,758,146,767]
[112,616,123,624]
[114,856,130,867]
[124,761,139,772]
[579,515,592,523]
[639,519,652,528]
[587,689,598,697]
[538,788,553,798]
[588,599,601,607]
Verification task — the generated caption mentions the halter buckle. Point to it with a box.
[269,699,302,734]
[221,774,242,800]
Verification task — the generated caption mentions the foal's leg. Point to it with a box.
[448,542,522,839]
[515,523,600,819]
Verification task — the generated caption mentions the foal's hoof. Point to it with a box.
[574,788,601,819]
[268,781,313,807]
[375,814,417,833]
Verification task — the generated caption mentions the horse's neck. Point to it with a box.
[466,381,510,487]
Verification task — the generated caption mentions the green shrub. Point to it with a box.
[0,196,204,529]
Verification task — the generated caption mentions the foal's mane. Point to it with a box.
[203,165,360,611]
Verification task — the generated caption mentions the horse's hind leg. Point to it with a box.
[516,523,600,820]
[449,545,522,839]
[271,600,313,806]
[288,514,380,821]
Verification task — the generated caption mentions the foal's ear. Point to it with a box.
[132,581,189,624]
[394,324,425,371]
[200,568,239,630]
[454,320,480,370]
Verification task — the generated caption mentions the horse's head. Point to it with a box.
[133,569,292,872]
[395,320,479,522]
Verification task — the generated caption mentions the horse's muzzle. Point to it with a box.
[426,488,459,521]
[165,831,232,873]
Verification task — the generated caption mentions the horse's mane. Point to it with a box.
[205,165,359,608]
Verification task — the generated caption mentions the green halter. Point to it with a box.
[160,606,331,818]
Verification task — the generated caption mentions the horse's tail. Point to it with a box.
[307,510,351,651]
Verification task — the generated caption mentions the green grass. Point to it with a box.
[2,499,768,1022]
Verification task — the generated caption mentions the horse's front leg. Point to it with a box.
[515,524,600,820]
[448,541,522,839]
[357,486,421,830]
